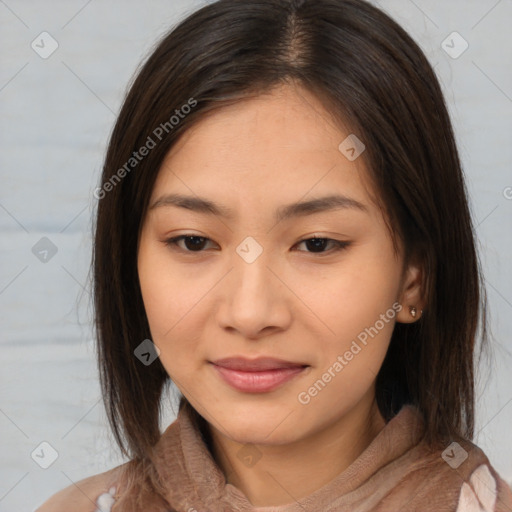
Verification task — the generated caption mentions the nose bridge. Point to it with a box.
[218,235,288,335]
[232,236,273,304]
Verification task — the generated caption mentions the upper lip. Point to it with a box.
[211,356,308,371]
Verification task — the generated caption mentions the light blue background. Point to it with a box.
[0,1,511,510]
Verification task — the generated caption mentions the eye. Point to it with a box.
[294,237,351,254]
[163,235,350,255]
[164,235,216,252]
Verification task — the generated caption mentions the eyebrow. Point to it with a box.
[149,193,369,223]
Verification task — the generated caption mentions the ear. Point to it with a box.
[396,261,425,324]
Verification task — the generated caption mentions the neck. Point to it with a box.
[207,392,386,507]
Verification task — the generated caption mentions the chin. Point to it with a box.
[229,426,297,446]
[213,408,303,445]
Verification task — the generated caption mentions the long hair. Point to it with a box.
[92,0,489,463]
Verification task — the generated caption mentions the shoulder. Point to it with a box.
[455,462,512,512]
[380,437,512,511]
[433,440,512,511]
[35,462,129,512]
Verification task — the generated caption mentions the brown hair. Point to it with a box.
[92,0,489,464]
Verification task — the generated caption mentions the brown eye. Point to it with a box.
[163,235,350,256]
[295,238,351,254]
[164,235,214,252]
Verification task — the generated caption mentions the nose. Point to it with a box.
[216,248,292,339]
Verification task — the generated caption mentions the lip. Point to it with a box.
[211,356,308,371]
[210,357,309,393]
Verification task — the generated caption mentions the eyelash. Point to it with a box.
[163,235,351,256]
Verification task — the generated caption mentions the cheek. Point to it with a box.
[298,245,399,387]
[303,256,399,342]
[137,238,202,374]
[138,235,193,332]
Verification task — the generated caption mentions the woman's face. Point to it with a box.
[138,83,420,446]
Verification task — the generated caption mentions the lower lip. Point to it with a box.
[211,364,307,393]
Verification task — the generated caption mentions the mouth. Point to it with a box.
[209,356,310,393]
[210,356,309,371]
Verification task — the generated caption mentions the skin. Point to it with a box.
[137,81,424,507]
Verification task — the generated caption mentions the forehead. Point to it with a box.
[151,83,379,221]
[164,83,358,163]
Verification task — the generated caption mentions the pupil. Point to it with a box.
[186,236,206,251]
[306,239,326,252]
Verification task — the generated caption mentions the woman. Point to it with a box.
[37,0,512,510]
